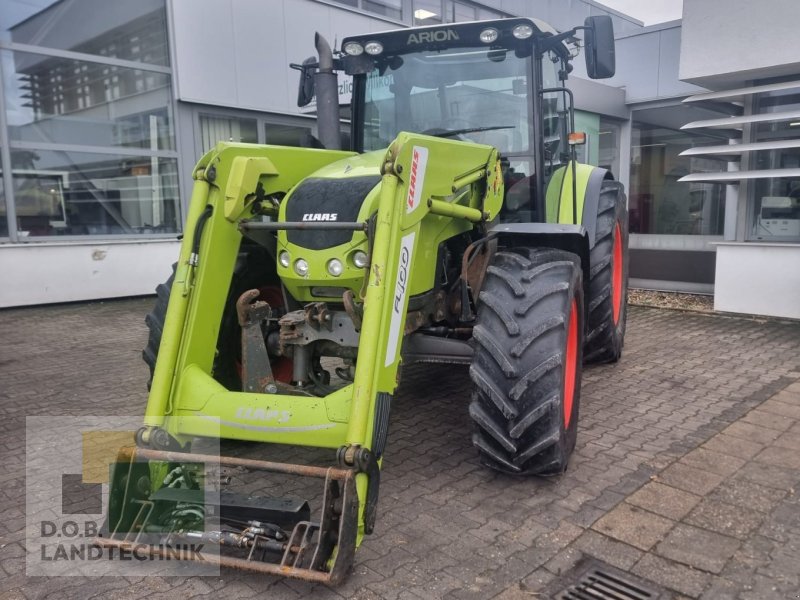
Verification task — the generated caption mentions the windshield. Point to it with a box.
[363,47,531,153]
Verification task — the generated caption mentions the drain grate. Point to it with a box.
[550,558,666,600]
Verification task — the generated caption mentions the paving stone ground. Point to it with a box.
[1,299,799,599]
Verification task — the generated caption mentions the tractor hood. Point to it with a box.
[280,149,384,250]
[276,150,385,303]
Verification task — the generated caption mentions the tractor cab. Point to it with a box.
[297,17,615,223]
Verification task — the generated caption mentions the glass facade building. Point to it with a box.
[0,1,179,242]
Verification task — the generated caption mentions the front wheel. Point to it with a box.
[468,247,584,476]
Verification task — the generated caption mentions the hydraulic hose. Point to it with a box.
[189,205,213,266]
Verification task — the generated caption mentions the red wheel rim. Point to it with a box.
[611,221,623,326]
[563,298,578,429]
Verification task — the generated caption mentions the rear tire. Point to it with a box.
[143,247,284,390]
[143,264,175,389]
[584,180,628,363]
[469,247,584,475]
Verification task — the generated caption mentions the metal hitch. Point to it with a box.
[94,447,359,584]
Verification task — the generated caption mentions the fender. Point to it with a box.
[545,163,613,249]
[488,222,591,324]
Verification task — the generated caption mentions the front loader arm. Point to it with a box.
[341,132,503,538]
[143,143,356,433]
[118,135,503,583]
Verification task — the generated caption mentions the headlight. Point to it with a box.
[352,250,369,268]
[294,258,309,277]
[279,251,290,268]
[343,42,364,56]
[327,258,344,277]
[480,28,499,44]
[364,41,383,55]
[512,24,534,39]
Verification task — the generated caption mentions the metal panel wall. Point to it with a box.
[680,0,800,88]
[170,0,393,114]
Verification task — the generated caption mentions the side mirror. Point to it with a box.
[584,15,615,79]
[295,56,316,107]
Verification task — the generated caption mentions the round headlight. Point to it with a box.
[513,24,534,39]
[294,258,309,277]
[479,28,499,44]
[279,251,290,268]
[343,41,364,56]
[352,250,368,269]
[364,41,383,55]
[327,258,344,277]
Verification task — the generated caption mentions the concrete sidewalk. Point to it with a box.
[0,299,798,599]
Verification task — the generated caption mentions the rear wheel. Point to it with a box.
[143,264,176,389]
[584,180,628,363]
[469,247,584,475]
[143,248,288,390]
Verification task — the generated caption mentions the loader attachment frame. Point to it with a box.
[95,447,358,585]
[106,134,502,581]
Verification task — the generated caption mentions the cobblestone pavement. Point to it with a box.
[1,299,799,599]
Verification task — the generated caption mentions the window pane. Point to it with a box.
[264,123,314,147]
[199,115,257,153]
[451,2,476,22]
[477,8,504,20]
[1,0,169,66]
[0,163,7,237]
[11,149,179,236]
[749,87,800,240]
[599,118,621,178]
[4,50,175,150]
[751,177,800,240]
[363,0,402,20]
[629,121,726,235]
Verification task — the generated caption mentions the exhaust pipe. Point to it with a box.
[314,33,341,150]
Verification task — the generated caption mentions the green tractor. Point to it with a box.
[97,15,628,584]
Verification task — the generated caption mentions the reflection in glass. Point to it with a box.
[413,0,443,25]
[599,118,621,178]
[3,51,174,150]
[265,123,314,147]
[363,0,402,20]
[363,46,530,154]
[10,149,179,236]
[1,0,169,66]
[750,87,800,240]
[751,176,800,240]
[629,122,726,235]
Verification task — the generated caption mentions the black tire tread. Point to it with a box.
[469,247,583,476]
[143,264,176,388]
[584,180,628,363]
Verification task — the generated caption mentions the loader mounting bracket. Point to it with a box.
[337,445,380,535]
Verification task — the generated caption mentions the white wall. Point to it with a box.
[680,0,800,88]
[714,243,800,319]
[581,22,705,102]
[0,241,179,307]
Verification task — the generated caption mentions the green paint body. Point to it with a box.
[140,135,603,545]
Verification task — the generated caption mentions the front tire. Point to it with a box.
[469,248,584,475]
